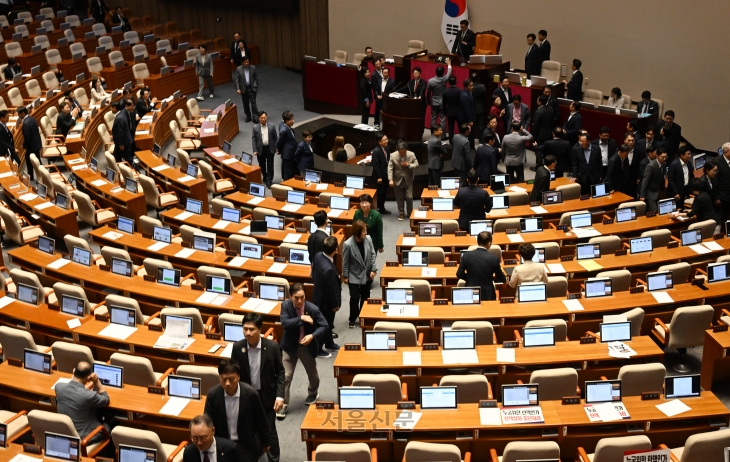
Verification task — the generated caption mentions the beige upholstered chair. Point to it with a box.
[582,89,603,107]
[160,307,207,334]
[63,29,75,43]
[279,243,308,262]
[618,363,666,396]
[689,219,717,240]
[39,7,55,18]
[186,48,200,60]
[333,50,347,65]
[176,365,220,394]
[410,246,445,264]
[175,108,199,136]
[73,87,89,106]
[641,229,671,247]
[505,190,528,205]
[0,406,28,443]
[345,143,357,159]
[99,294,161,326]
[663,429,730,461]
[391,279,432,302]
[40,19,54,32]
[186,98,211,123]
[577,435,651,462]
[373,321,420,347]
[170,120,201,151]
[123,30,140,45]
[493,217,521,233]
[403,441,464,462]
[525,319,568,341]
[217,313,244,334]
[528,368,578,400]
[108,50,123,65]
[70,41,87,58]
[539,61,561,82]
[313,443,375,462]
[52,282,93,316]
[4,42,22,58]
[98,36,114,50]
[624,307,645,336]
[532,242,559,260]
[33,35,50,50]
[651,305,714,372]
[132,62,150,85]
[139,175,179,214]
[0,206,44,244]
[497,441,560,462]
[92,23,107,36]
[66,15,81,27]
[111,426,185,462]
[352,53,366,64]
[426,219,458,234]
[16,11,31,23]
[252,207,278,221]
[546,276,568,298]
[555,182,582,201]
[451,321,495,345]
[51,342,95,373]
[211,198,234,216]
[110,353,172,388]
[439,375,491,403]
[621,94,632,108]
[589,235,621,254]
[406,40,425,54]
[352,374,406,404]
[657,262,691,284]
[618,200,645,216]
[0,325,50,361]
[64,236,100,265]
[253,275,289,298]
[28,410,110,457]
[14,24,28,38]
[74,190,116,227]
[132,43,149,59]
[199,160,234,196]
[596,269,632,292]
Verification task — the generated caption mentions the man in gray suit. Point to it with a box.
[502,122,534,184]
[451,124,472,187]
[505,94,531,131]
[388,140,419,220]
[427,125,448,186]
[252,111,277,187]
[639,149,668,212]
[426,58,451,133]
[194,44,214,101]
[234,56,258,123]
[55,361,110,444]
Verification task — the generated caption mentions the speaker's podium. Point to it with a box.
[381,94,424,142]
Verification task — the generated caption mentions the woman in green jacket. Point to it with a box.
[352,193,384,253]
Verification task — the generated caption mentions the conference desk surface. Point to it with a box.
[558,104,659,142]
[419,177,572,203]
[134,94,188,151]
[144,58,232,100]
[202,147,262,191]
[226,191,358,225]
[136,149,210,212]
[0,443,95,462]
[701,328,730,392]
[198,103,240,149]
[281,178,378,204]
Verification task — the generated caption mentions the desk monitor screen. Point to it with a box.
[585,379,621,404]
[186,163,198,178]
[665,374,701,398]
[240,152,253,165]
[153,226,171,243]
[592,183,609,198]
[109,305,136,327]
[384,287,413,305]
[38,235,55,255]
[165,315,193,337]
[185,198,203,214]
[542,190,562,205]
[440,177,460,190]
[520,248,545,264]
[420,386,457,409]
[0,422,5,448]
[17,283,39,305]
[693,153,706,171]
[37,182,47,199]
[304,169,321,183]
[490,174,511,187]
[364,331,397,350]
[442,329,475,350]
[265,215,285,230]
[523,326,555,347]
[45,432,79,461]
[193,235,215,252]
[517,283,547,303]
[346,175,364,190]
[658,198,676,215]
[105,168,116,183]
[249,182,265,197]
[330,196,350,211]
[118,445,156,462]
[289,248,310,265]
[12,72,21,83]
[616,206,636,223]
[56,192,68,210]
[570,213,592,229]
[432,198,454,211]
[681,229,702,246]
[167,375,201,400]
[309,220,332,235]
[61,294,85,317]
[157,267,180,287]
[24,349,51,374]
[93,363,123,388]
[647,271,673,291]
[124,178,138,194]
[286,190,306,205]
[259,283,286,301]
[600,321,631,342]
[470,219,493,235]
[492,195,510,209]
[111,258,133,277]
[248,221,267,235]
[339,386,376,410]
[221,207,241,223]
[90,157,98,172]
[629,236,653,254]
[451,287,480,305]
[585,278,612,298]
[520,217,543,233]
[72,247,92,266]
[240,243,263,260]
[576,243,600,260]
[117,215,134,234]
[707,262,730,283]
[419,222,442,237]
[206,275,231,295]
[167,154,176,167]
[501,384,539,407]
[402,250,428,267]
[223,322,244,342]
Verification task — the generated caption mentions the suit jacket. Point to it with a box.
[667,158,690,200]
[388,151,418,186]
[182,437,244,462]
[370,70,383,97]
[251,123,277,156]
[21,116,42,155]
[194,53,214,77]
[111,110,133,149]
[204,383,270,462]
[506,103,531,130]
[443,86,462,118]
[482,127,502,151]
[539,40,551,66]
[56,112,76,137]
[654,121,682,158]
[359,77,373,106]
[636,100,659,116]
[234,65,258,92]
[88,0,108,21]
[474,144,497,185]
[378,78,396,98]
[701,174,716,199]
[640,159,665,200]
[591,138,617,164]
[279,299,328,358]
[450,133,471,171]
[525,44,540,77]
[571,144,603,188]
[370,145,389,181]
[426,65,452,107]
[530,165,551,202]
[545,97,560,125]
[342,234,377,284]
[638,156,652,185]
[135,98,156,118]
[54,381,109,442]
[562,112,582,145]
[311,252,341,312]
[566,70,583,101]
[540,138,571,165]
[3,64,20,81]
[427,135,447,170]
[532,105,554,142]
[451,29,476,58]
[456,247,506,301]
[686,191,721,225]
[0,122,14,157]
[492,86,511,111]
[295,141,314,171]
[458,90,476,124]
[715,156,730,201]
[502,130,534,167]
[405,78,426,99]
[307,229,328,262]
[471,83,487,114]
[509,261,548,288]
[276,125,296,160]
[455,185,492,231]
[230,337,285,409]
[604,154,632,195]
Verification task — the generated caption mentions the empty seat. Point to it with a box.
[664,429,730,462]
[555,182,582,200]
[582,89,603,107]
[92,23,107,36]
[589,235,621,254]
[451,321,495,345]
[641,229,671,247]
[352,374,405,404]
[497,441,560,462]
[313,443,375,462]
[27,410,110,457]
[596,269,632,292]
[0,325,50,361]
[439,375,491,403]
[403,441,465,462]
[373,321,420,346]
[109,353,171,387]
[651,305,714,372]
[618,363,666,396]
[406,40,424,54]
[110,426,185,462]
[577,435,651,462]
[51,341,95,373]
[528,368,578,400]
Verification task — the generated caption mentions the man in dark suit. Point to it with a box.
[112,101,134,163]
[627,119,645,142]
[639,149,668,212]
[0,110,19,175]
[680,179,722,231]
[451,19,476,60]
[63,90,82,113]
[458,79,477,146]
[427,125,447,186]
[530,155,555,203]
[442,76,461,143]
[185,415,245,462]
[311,236,341,354]
[251,111,277,187]
[276,110,297,181]
[456,231,506,301]
[539,127,571,178]
[17,106,39,180]
[716,144,730,222]
[234,57,258,123]
[624,131,644,198]
[110,7,130,32]
[654,110,681,160]
[638,146,658,197]
[469,72,487,145]
[405,67,427,129]
[204,360,270,462]
[563,59,584,101]
[524,33,540,77]
[135,88,157,118]
[88,0,109,24]
[374,67,396,129]
[231,313,285,461]
[306,210,328,262]
[3,58,21,80]
[370,132,390,214]
[492,77,512,113]
[667,146,692,209]
[543,86,559,126]
[454,169,492,231]
[531,95,554,169]
[474,133,498,186]
[562,101,582,149]
[230,33,248,67]
[370,58,384,114]
[571,132,602,194]
[604,144,632,196]
[636,90,659,116]
[538,30,551,69]
[280,283,328,407]
[591,126,617,178]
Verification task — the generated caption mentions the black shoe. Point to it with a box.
[529,167,537,171]
[348,322,355,328]
[331,332,338,339]
[244,117,251,123]
[380,209,392,215]
[325,343,340,351]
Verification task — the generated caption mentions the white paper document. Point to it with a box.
[247,197,265,205]
[438,190,452,198]
[153,164,170,172]
[147,241,169,252]
[91,179,107,187]
[413,211,427,218]
[268,262,288,273]
[563,299,585,311]
[547,263,566,274]
[211,151,226,158]
[71,164,88,171]
[174,248,196,258]
[507,234,524,243]
[19,193,38,201]
[212,220,229,230]
[342,187,355,195]
[220,343,233,358]
[228,256,248,267]
[34,201,54,210]
[102,231,124,240]
[67,158,85,165]
[0,295,15,309]
[154,335,195,350]
[394,411,422,430]
[175,211,194,220]
[530,206,548,214]
[509,185,526,192]
[656,399,691,417]
[254,301,277,314]
[327,209,343,218]
[283,233,302,243]
[135,130,149,135]
[402,237,416,246]
[196,292,218,304]
[402,351,422,366]
[593,402,623,422]
[608,341,637,358]
[480,407,502,426]
[316,183,329,190]
[0,171,13,178]
[98,323,137,340]
[496,348,516,363]
[651,291,674,304]
[222,158,238,165]
[704,241,724,251]
[421,267,436,277]
[47,258,71,269]
[386,305,419,317]
[689,244,711,255]
[442,349,479,364]
[573,227,602,238]
[487,209,508,217]
[66,318,82,329]
[51,377,72,390]
[159,397,190,416]
[178,175,196,183]
[281,204,301,213]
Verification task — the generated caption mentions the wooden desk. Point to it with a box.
[134,93,188,151]
[136,149,209,211]
[144,59,232,100]
[226,191,357,226]
[202,147,262,191]
[199,103,239,149]
[701,328,730,391]
[15,50,48,73]
[418,177,573,205]
[0,443,96,462]
[281,178,378,205]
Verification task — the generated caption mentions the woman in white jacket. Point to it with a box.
[90,77,108,105]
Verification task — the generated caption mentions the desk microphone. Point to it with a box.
[437,39,453,55]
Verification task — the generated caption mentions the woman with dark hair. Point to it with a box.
[342,220,377,328]
[90,77,108,105]
[331,135,345,161]
[676,178,722,235]
[352,194,383,254]
[489,95,505,137]
[359,68,373,125]
[607,87,625,109]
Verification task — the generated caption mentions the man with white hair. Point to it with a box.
[714,142,730,222]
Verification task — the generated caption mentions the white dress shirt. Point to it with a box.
[681,160,689,185]
[599,141,609,166]
[224,384,240,441]
[261,123,268,146]
[247,338,262,390]
[199,439,216,462]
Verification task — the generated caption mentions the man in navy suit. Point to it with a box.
[667,146,692,209]
[456,230,506,300]
[591,126,617,179]
[451,19,476,60]
[276,110,297,181]
[184,415,245,462]
[454,169,492,231]
[562,101,582,149]
[525,33,540,77]
[370,132,390,214]
[538,30,551,70]
[571,132,602,194]
[563,59,584,101]
[311,236,341,354]
[17,106,39,181]
[492,76,511,113]
[636,90,659,116]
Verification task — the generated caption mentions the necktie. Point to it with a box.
[296,306,305,341]
[414,80,418,92]
[203,452,210,462]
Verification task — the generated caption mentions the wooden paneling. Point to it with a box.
[116,0,328,70]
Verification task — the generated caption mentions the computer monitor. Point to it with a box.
[420,386,457,409]
[221,207,241,223]
[249,221,268,235]
[186,198,203,215]
[492,195,509,209]
[520,248,545,263]
[629,236,653,254]
[167,375,201,400]
[616,206,636,223]
[157,267,180,287]
[93,363,123,388]
[384,287,414,305]
[0,422,6,448]
[440,177,460,190]
[520,217,543,233]
[432,198,454,211]
[186,163,198,178]
[104,167,116,183]
[152,226,171,243]
[37,182,47,199]
[167,154,176,167]
[240,243,263,259]
[338,387,376,410]
[259,283,286,301]
[576,243,600,260]
[17,283,39,305]
[680,229,702,246]
[309,220,332,234]
[286,190,306,205]
[647,271,673,291]
[265,215,285,230]
[523,326,555,347]
[469,220,493,235]
[501,384,539,406]
[289,248,310,265]
[239,152,253,165]
[117,216,135,234]
[118,445,156,462]
[584,379,622,404]
[24,349,51,374]
[193,235,215,252]
[205,275,231,295]
[402,250,428,267]
[441,329,475,349]
[71,247,92,266]
[585,278,612,298]
[346,175,365,190]
[364,331,397,350]
[249,182,265,197]
[110,258,133,277]
[60,294,85,317]
[221,141,231,153]
[90,157,99,172]
[44,432,80,461]
[490,174,510,187]
[222,322,244,342]
[592,183,609,198]
[37,235,55,255]
[707,262,730,283]
[56,192,69,210]
[418,222,442,237]
[451,287,480,305]
[600,321,632,342]
[109,305,136,326]
[304,169,321,183]
[693,153,706,171]
[658,198,676,215]
[124,178,138,194]
[542,190,562,205]
[165,315,193,337]
[665,375,701,398]
[330,196,350,210]
[517,283,547,302]
[570,213,592,229]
